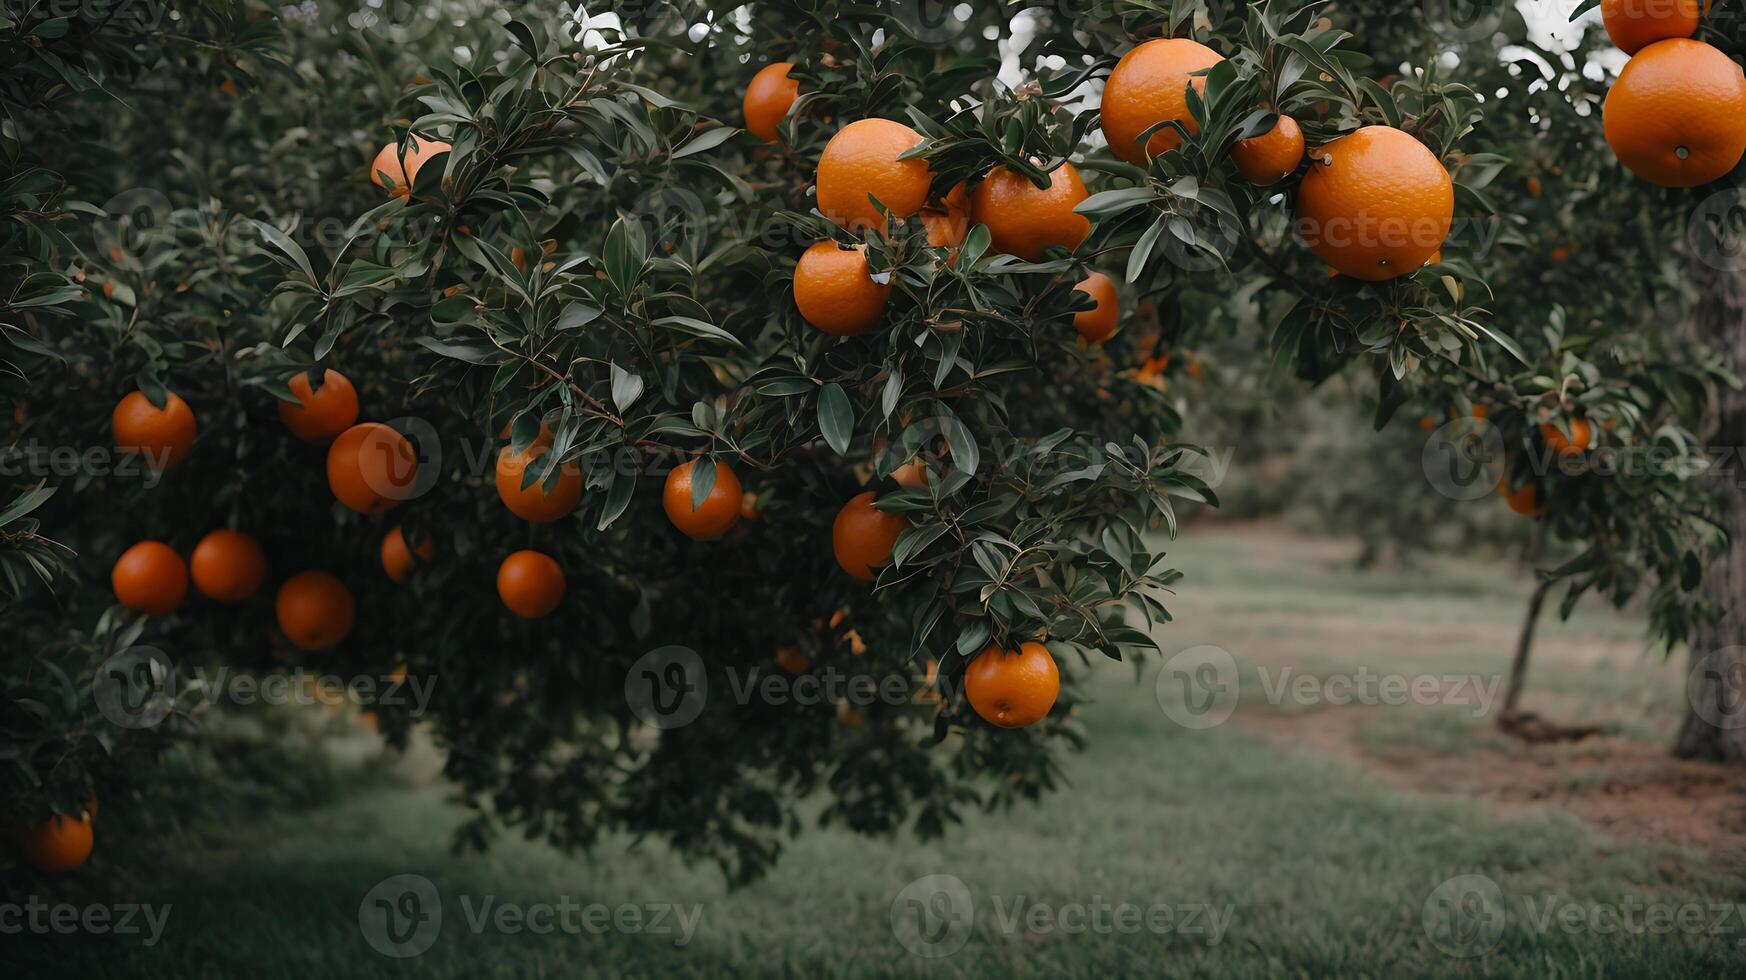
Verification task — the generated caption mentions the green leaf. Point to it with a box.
[817,383,853,455]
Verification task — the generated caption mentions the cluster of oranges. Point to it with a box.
[1599,1,1746,188]
[107,372,377,650]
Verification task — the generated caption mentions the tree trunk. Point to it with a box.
[1673,256,1746,762]
[1498,578,1551,724]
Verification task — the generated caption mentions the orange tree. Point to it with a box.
[18,0,1729,878]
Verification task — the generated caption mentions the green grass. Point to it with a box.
[13,524,1743,977]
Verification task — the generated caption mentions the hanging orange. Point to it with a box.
[1540,419,1593,458]
[189,529,267,602]
[380,526,435,583]
[743,61,800,142]
[663,460,743,539]
[17,814,93,873]
[1100,37,1225,164]
[112,390,196,470]
[965,641,1060,728]
[815,118,932,234]
[794,242,892,336]
[370,135,450,196]
[111,540,188,616]
[327,423,419,515]
[1600,0,1699,55]
[832,491,908,581]
[497,550,566,619]
[1296,126,1453,281]
[1231,114,1305,186]
[1603,38,1746,188]
[278,369,359,444]
[969,163,1091,262]
[495,444,583,523]
[275,571,355,651]
[1072,272,1121,344]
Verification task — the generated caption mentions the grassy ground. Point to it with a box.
[14,523,1745,977]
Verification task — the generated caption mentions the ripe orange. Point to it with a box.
[380,526,434,583]
[189,530,267,602]
[970,163,1091,261]
[1073,271,1120,344]
[276,571,355,651]
[370,135,449,196]
[1231,114,1305,186]
[775,645,811,675]
[1540,418,1593,457]
[17,814,93,873]
[278,369,359,443]
[1601,0,1699,55]
[111,541,188,616]
[743,61,800,142]
[815,118,932,234]
[112,390,196,470]
[920,182,971,258]
[497,550,565,619]
[832,491,908,581]
[965,641,1060,728]
[1501,481,1547,518]
[663,459,743,539]
[1100,37,1225,165]
[794,241,892,336]
[1296,126,1454,280]
[495,444,583,523]
[1603,38,1746,188]
[327,422,419,515]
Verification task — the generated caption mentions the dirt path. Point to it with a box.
[1238,704,1746,864]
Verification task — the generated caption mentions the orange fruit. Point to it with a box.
[327,422,419,515]
[277,369,359,444]
[794,241,892,336]
[775,645,811,675]
[1501,481,1547,518]
[112,390,196,470]
[1527,176,1543,198]
[1601,0,1699,55]
[740,491,761,521]
[1073,271,1120,343]
[920,182,971,259]
[1603,39,1746,188]
[1540,418,1593,457]
[1296,126,1454,281]
[1100,37,1225,165]
[497,550,565,619]
[495,444,583,523]
[275,571,355,651]
[970,163,1091,261]
[17,814,93,873]
[380,526,434,583]
[189,530,267,602]
[815,118,932,234]
[832,491,908,581]
[663,459,743,539]
[743,61,800,142]
[1231,114,1305,186]
[111,541,188,616]
[369,135,450,196]
[965,641,1060,728]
